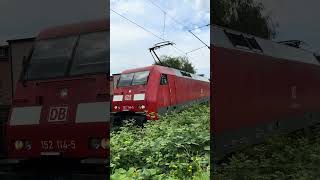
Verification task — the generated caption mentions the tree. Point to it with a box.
[212,0,278,39]
[154,55,196,74]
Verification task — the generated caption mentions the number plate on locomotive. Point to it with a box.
[48,106,68,122]
[41,140,76,150]
[122,106,134,111]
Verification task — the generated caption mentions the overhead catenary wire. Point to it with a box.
[186,46,207,54]
[189,30,210,49]
[173,46,189,57]
[111,8,165,41]
[162,12,166,39]
[111,3,209,60]
[146,0,210,52]
[188,24,211,49]
[145,1,209,31]
[111,8,193,58]
[189,23,210,31]
[111,2,210,78]
[146,0,198,29]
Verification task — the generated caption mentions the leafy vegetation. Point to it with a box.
[110,104,320,179]
[110,105,210,180]
[154,55,196,74]
[214,132,320,179]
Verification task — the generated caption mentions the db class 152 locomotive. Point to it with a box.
[111,65,210,123]
[5,19,110,169]
[211,25,320,160]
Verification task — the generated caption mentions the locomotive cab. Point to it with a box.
[6,20,109,168]
[112,68,154,122]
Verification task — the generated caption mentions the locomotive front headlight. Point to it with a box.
[14,140,24,150]
[114,106,118,110]
[138,105,145,110]
[101,138,109,149]
[89,138,101,150]
[25,140,32,150]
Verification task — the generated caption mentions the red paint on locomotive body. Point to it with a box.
[112,65,210,120]
[211,25,320,158]
[6,19,109,163]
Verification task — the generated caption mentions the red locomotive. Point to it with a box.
[5,19,109,167]
[211,25,320,159]
[110,74,120,96]
[111,65,210,122]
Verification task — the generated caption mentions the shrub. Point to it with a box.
[110,105,210,180]
[214,134,320,179]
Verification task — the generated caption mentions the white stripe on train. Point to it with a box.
[10,106,42,126]
[10,102,110,125]
[75,102,110,123]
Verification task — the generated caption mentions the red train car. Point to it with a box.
[211,25,320,159]
[111,65,210,122]
[5,19,109,167]
[110,74,120,96]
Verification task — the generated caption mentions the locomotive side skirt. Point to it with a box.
[213,112,320,160]
[157,97,210,115]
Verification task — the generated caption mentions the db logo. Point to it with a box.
[124,94,132,101]
[48,106,68,122]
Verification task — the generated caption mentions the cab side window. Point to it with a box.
[160,74,168,85]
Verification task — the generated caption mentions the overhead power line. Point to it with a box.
[172,46,188,56]
[111,8,189,57]
[186,46,207,54]
[110,8,165,41]
[145,0,210,53]
[146,0,197,29]
[111,4,209,58]
[189,23,210,31]
[147,0,210,32]
[162,12,166,39]
[189,30,210,49]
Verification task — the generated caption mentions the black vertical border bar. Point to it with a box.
[104,0,111,180]
[106,0,111,178]
[210,1,218,179]
[210,0,213,178]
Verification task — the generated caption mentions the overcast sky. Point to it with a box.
[258,0,320,54]
[110,0,210,77]
[0,0,107,44]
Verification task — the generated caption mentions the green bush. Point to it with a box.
[110,105,210,180]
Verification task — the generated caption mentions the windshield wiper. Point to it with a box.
[78,61,106,66]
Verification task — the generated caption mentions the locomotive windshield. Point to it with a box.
[70,31,108,75]
[118,71,150,87]
[25,36,77,80]
[25,31,108,80]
